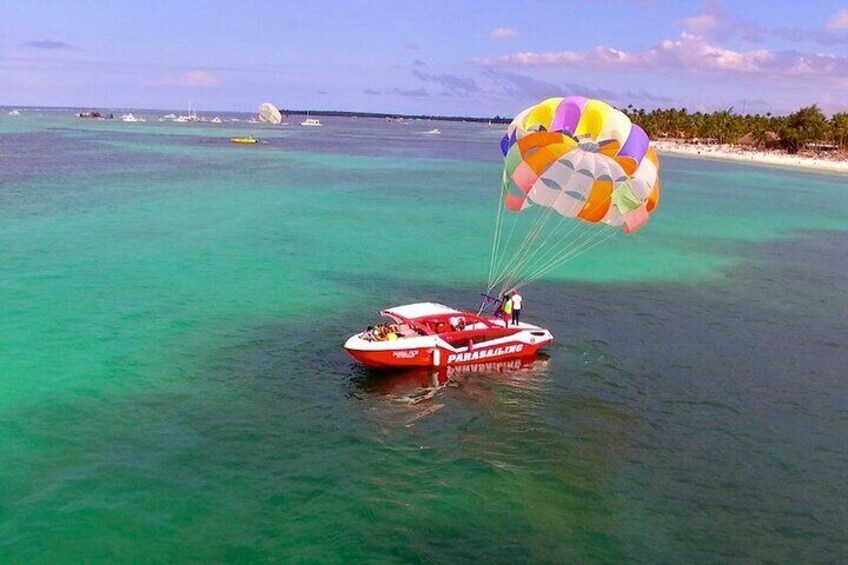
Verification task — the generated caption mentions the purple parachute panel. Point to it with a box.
[550,96,587,135]
[618,125,649,163]
[501,134,510,156]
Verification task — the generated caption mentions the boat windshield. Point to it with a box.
[387,312,496,335]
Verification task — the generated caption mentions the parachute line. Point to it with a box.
[490,189,618,294]
[486,174,508,289]
[516,227,619,288]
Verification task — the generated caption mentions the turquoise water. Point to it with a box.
[1,110,846,562]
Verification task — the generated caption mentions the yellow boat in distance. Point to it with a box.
[229,135,258,144]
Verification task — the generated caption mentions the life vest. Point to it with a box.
[503,300,513,314]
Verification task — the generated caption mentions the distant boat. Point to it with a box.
[163,113,177,119]
[300,118,322,127]
[230,135,258,144]
[121,113,145,122]
[78,111,113,119]
[246,117,259,124]
[174,102,198,123]
[424,128,441,135]
[210,117,222,124]
[8,109,21,116]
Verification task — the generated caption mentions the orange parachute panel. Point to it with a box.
[524,143,573,176]
[598,139,621,159]
[577,179,612,222]
[614,156,639,176]
[647,179,660,212]
[517,131,565,155]
[645,146,660,168]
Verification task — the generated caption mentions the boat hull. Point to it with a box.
[346,342,547,368]
[344,327,553,369]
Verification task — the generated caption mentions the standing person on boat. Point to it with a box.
[511,291,522,326]
[502,293,513,326]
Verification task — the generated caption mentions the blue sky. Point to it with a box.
[2,0,848,116]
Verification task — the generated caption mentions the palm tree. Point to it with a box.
[830,112,848,150]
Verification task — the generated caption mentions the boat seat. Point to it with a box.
[393,323,417,338]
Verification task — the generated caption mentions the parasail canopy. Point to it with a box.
[486,96,661,295]
[257,102,282,125]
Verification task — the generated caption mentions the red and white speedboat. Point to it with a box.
[344,302,553,369]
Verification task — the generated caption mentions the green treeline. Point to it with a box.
[279,104,847,155]
[621,104,848,154]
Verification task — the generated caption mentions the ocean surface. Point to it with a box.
[1,109,846,562]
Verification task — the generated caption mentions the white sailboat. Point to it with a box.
[300,112,322,127]
[174,102,198,123]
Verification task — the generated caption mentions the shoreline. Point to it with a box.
[654,140,848,175]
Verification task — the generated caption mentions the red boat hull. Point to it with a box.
[344,303,553,370]
[345,339,548,369]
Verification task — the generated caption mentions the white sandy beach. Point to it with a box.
[654,140,848,175]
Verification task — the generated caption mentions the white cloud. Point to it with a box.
[682,3,723,37]
[827,9,848,30]
[474,33,848,83]
[490,27,518,40]
[481,69,673,108]
[184,70,218,87]
[681,1,760,41]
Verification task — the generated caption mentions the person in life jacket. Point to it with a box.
[502,293,513,326]
[370,325,385,341]
[510,291,523,326]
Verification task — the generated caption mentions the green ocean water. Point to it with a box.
[1,110,846,562]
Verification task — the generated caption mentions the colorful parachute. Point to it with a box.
[486,96,661,293]
[258,102,282,125]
